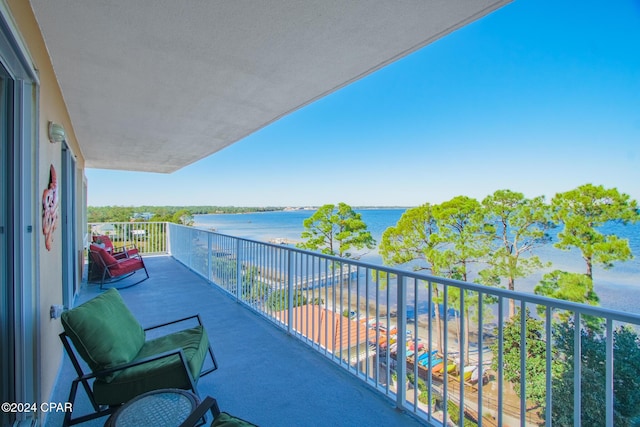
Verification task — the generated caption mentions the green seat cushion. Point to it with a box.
[93,325,210,405]
[61,289,145,381]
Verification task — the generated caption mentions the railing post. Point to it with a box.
[188,227,192,270]
[545,305,553,427]
[235,239,242,302]
[123,222,129,248]
[460,290,466,425]
[207,232,212,282]
[497,296,503,427]
[520,301,527,426]
[396,273,407,408]
[574,312,581,427]
[477,291,484,426]
[166,222,171,255]
[605,318,613,427]
[287,250,294,334]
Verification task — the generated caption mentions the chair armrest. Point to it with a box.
[178,396,220,427]
[77,348,190,382]
[144,314,203,332]
[113,242,138,251]
[113,243,140,257]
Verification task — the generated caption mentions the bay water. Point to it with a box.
[194,208,640,314]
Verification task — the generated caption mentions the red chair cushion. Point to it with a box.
[91,244,119,266]
[93,235,115,251]
[110,258,145,275]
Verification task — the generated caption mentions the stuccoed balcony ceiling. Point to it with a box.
[30,0,510,173]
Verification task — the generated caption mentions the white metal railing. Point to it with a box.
[139,223,640,426]
[88,222,168,255]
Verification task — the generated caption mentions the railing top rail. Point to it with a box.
[88,221,167,225]
[166,223,640,325]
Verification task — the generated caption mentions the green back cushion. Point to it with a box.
[93,326,210,405]
[61,289,145,379]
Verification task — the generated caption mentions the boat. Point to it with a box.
[431,360,445,373]
[408,340,425,352]
[417,350,437,362]
[463,365,477,382]
[419,357,442,368]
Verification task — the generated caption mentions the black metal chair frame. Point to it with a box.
[59,314,218,427]
[179,396,221,427]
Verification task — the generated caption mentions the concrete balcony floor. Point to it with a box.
[46,256,425,427]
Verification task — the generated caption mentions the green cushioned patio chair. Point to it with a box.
[59,288,218,426]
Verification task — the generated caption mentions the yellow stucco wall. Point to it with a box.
[6,0,86,409]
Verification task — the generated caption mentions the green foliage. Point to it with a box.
[379,199,497,357]
[88,205,286,223]
[211,258,271,301]
[266,289,307,311]
[417,390,433,405]
[172,209,194,225]
[407,372,427,392]
[482,190,553,315]
[379,185,638,303]
[490,308,558,407]
[549,322,640,426]
[534,270,602,331]
[379,203,439,273]
[241,266,270,302]
[446,400,478,427]
[535,270,598,305]
[87,206,134,222]
[211,256,239,289]
[551,184,640,280]
[431,195,491,281]
[378,205,441,325]
[432,196,494,362]
[406,376,438,406]
[297,203,376,259]
[149,207,174,222]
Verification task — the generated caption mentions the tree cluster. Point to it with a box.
[296,203,377,259]
[550,322,640,426]
[378,184,640,423]
[380,184,639,315]
[88,205,286,223]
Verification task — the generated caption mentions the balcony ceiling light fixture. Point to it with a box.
[48,121,66,143]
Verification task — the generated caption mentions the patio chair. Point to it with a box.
[59,288,218,426]
[92,234,139,259]
[179,396,258,427]
[88,244,149,289]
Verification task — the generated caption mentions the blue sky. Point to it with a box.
[87,0,640,207]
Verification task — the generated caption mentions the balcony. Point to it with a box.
[46,254,424,427]
[48,223,640,426]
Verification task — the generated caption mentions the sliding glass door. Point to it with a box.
[61,142,78,307]
[1,7,38,423]
[0,60,13,427]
